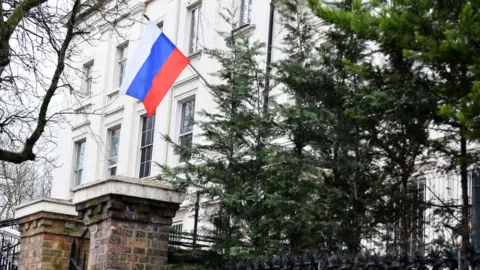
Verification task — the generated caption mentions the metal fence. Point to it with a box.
[0,230,19,270]
[208,250,480,270]
[169,230,216,250]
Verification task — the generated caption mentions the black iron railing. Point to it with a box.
[69,229,88,270]
[0,234,19,270]
[209,251,480,270]
[169,230,216,250]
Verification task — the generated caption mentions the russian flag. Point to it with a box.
[120,21,190,117]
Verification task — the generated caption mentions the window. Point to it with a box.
[179,99,195,162]
[189,5,202,54]
[83,61,94,95]
[239,0,252,27]
[172,223,183,232]
[73,140,86,186]
[139,114,155,178]
[117,44,128,88]
[108,128,121,176]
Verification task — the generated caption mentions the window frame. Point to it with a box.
[83,61,94,95]
[73,140,86,187]
[178,98,195,162]
[171,222,183,232]
[239,0,252,28]
[139,114,155,178]
[188,4,202,55]
[107,127,121,176]
[117,43,128,88]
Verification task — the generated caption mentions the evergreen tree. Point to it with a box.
[274,0,386,253]
[160,25,277,258]
[273,0,435,253]
[308,0,480,252]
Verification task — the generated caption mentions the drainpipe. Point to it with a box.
[192,191,200,249]
[472,169,480,252]
[263,0,275,116]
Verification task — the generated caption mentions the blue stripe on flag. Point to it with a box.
[125,33,176,101]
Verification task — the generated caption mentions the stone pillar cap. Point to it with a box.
[71,176,184,205]
[14,197,76,219]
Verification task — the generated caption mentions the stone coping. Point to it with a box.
[14,197,77,219]
[71,176,185,205]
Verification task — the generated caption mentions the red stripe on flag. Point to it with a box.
[143,48,190,117]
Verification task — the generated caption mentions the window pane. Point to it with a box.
[180,134,193,162]
[139,115,155,178]
[109,157,118,167]
[118,45,128,87]
[240,0,252,26]
[181,100,195,134]
[76,142,86,170]
[139,163,145,178]
[189,6,201,54]
[140,147,147,163]
[109,128,120,163]
[110,167,117,176]
[123,46,128,58]
[145,130,151,146]
[142,116,148,132]
[84,62,93,94]
[86,79,92,93]
[146,145,153,162]
[75,169,83,186]
[144,161,151,178]
[148,115,155,129]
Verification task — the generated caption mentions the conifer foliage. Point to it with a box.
[161,0,480,258]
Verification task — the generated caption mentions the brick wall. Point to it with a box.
[18,212,89,270]
[76,194,179,270]
[88,220,169,269]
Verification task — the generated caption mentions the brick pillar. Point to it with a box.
[15,198,89,270]
[72,177,184,270]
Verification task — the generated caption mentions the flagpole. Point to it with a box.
[188,62,211,89]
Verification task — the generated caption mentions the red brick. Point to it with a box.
[133,263,145,270]
[127,254,139,262]
[43,234,65,242]
[131,239,149,248]
[107,244,132,254]
[139,255,150,263]
[105,261,130,269]
[133,247,146,255]
[57,257,69,266]
[113,227,134,237]
[145,264,161,270]
[120,254,127,261]
[109,235,122,245]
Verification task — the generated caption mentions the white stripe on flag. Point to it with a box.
[119,21,162,95]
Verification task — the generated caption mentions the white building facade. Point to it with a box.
[47,0,472,252]
[50,0,284,235]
